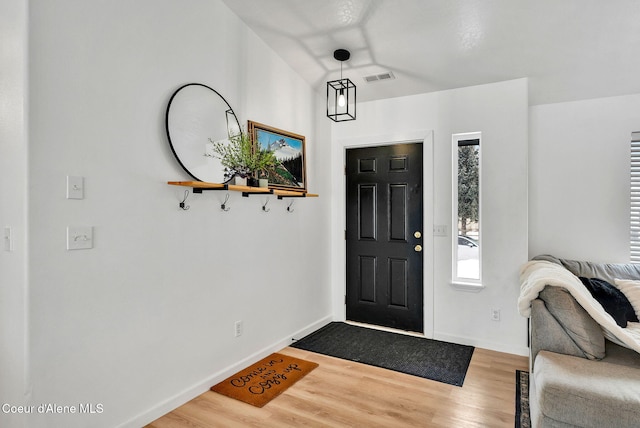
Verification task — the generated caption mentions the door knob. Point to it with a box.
[414,244,422,252]
[414,231,422,239]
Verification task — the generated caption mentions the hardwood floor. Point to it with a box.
[146,346,528,428]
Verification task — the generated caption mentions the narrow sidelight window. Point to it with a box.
[453,133,481,282]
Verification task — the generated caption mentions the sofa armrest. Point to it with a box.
[531,299,586,368]
[530,285,606,367]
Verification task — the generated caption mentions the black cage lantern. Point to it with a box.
[327,49,356,122]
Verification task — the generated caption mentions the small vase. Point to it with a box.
[258,178,269,188]
[247,177,259,187]
[234,176,247,186]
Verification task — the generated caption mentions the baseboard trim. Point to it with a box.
[434,331,529,357]
[117,315,333,428]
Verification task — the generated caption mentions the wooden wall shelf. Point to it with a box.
[168,181,318,199]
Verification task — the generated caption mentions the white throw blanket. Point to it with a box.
[519,260,640,354]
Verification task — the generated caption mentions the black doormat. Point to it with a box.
[291,322,474,386]
[515,370,530,428]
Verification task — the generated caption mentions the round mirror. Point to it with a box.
[165,83,241,183]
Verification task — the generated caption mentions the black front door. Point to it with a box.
[345,143,424,332]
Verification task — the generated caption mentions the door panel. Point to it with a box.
[358,184,377,240]
[389,184,407,241]
[346,143,423,332]
[388,258,408,307]
[358,256,377,303]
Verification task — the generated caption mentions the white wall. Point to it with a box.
[14,0,638,424]
[21,1,331,427]
[0,0,29,427]
[331,79,529,356]
[529,94,640,263]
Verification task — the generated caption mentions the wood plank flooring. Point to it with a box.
[146,346,528,428]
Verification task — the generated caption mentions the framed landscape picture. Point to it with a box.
[248,120,307,192]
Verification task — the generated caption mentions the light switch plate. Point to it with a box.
[67,176,84,199]
[433,225,447,237]
[67,226,93,250]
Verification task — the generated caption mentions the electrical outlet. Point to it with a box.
[234,320,243,337]
[491,308,501,321]
[4,227,12,252]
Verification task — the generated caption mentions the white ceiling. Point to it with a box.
[221,0,640,105]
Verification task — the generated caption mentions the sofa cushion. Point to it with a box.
[579,277,639,327]
[534,350,640,428]
[559,257,640,285]
[538,286,605,359]
[614,278,640,321]
[603,340,640,369]
[533,255,640,283]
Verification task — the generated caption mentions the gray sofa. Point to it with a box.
[529,255,640,428]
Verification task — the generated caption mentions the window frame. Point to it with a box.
[452,132,482,288]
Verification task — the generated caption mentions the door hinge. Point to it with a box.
[345,295,347,305]
[344,230,347,240]
[344,165,347,175]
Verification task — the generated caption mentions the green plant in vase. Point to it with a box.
[208,132,278,186]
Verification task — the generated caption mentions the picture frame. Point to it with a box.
[248,120,307,192]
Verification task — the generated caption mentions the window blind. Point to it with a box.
[631,132,640,262]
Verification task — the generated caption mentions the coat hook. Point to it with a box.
[179,190,190,210]
[286,200,295,213]
[262,199,271,213]
[220,193,231,212]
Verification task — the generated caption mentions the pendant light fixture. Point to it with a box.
[327,49,356,122]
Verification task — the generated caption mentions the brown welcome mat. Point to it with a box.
[210,352,318,407]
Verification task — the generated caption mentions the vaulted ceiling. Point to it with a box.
[222,0,640,105]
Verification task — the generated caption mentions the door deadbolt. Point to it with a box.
[414,244,422,252]
[414,231,422,239]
